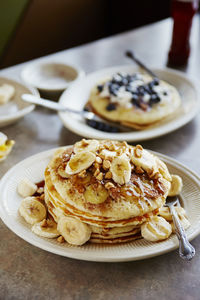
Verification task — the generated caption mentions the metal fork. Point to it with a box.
[165,196,195,261]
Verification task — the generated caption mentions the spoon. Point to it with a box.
[165,196,195,261]
[21,94,131,133]
[125,50,158,79]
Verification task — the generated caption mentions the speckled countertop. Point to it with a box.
[1,16,200,300]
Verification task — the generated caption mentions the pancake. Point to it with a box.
[89,233,142,244]
[45,185,159,228]
[41,139,175,245]
[46,141,171,221]
[88,73,181,129]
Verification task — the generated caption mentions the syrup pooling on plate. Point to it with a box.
[17,139,190,246]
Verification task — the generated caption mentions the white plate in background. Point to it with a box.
[0,147,199,262]
[58,66,200,142]
[21,62,85,92]
[0,77,38,127]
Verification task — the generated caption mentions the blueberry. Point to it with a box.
[126,86,133,93]
[149,94,160,105]
[110,127,119,133]
[131,95,139,106]
[97,85,103,92]
[163,91,168,96]
[97,122,105,131]
[106,103,117,111]
[87,119,97,128]
[121,78,128,85]
[152,78,159,85]
[108,83,119,96]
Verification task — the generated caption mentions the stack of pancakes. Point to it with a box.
[44,140,172,244]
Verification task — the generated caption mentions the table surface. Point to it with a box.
[1,16,200,300]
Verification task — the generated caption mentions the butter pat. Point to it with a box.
[0,84,15,104]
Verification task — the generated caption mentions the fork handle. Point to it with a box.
[170,205,195,261]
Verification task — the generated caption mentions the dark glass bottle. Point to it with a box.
[168,0,199,66]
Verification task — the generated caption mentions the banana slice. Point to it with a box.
[158,206,173,221]
[131,149,158,175]
[57,216,92,245]
[65,151,96,175]
[17,178,37,197]
[74,139,99,153]
[110,155,131,185]
[19,197,47,225]
[159,206,190,232]
[141,216,172,242]
[57,164,70,178]
[84,184,108,204]
[156,158,171,181]
[32,219,60,238]
[170,212,190,233]
[168,175,183,196]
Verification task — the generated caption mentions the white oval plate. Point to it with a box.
[59,66,200,142]
[21,61,85,92]
[0,147,200,262]
[0,77,38,127]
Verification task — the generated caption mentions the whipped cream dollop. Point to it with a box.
[97,73,172,111]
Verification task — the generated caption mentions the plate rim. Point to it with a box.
[0,147,200,262]
[0,76,38,122]
[58,65,200,142]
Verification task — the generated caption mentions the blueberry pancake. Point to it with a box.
[88,73,181,129]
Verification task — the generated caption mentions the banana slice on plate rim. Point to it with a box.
[57,216,92,246]
[32,219,60,238]
[141,216,172,242]
[168,175,183,196]
[19,196,47,225]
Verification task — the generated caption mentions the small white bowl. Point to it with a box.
[21,62,85,92]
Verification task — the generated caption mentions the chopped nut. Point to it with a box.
[149,169,157,178]
[94,162,100,169]
[37,187,44,194]
[134,145,143,158]
[103,160,111,170]
[78,170,86,178]
[82,139,89,146]
[105,182,115,189]
[135,166,144,174]
[109,142,116,151]
[122,141,128,147]
[104,144,110,150]
[95,156,102,164]
[94,168,100,177]
[96,172,103,181]
[105,171,112,179]
[41,219,48,227]
[116,148,123,156]
[57,236,65,243]
[153,172,160,180]
[40,194,45,201]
